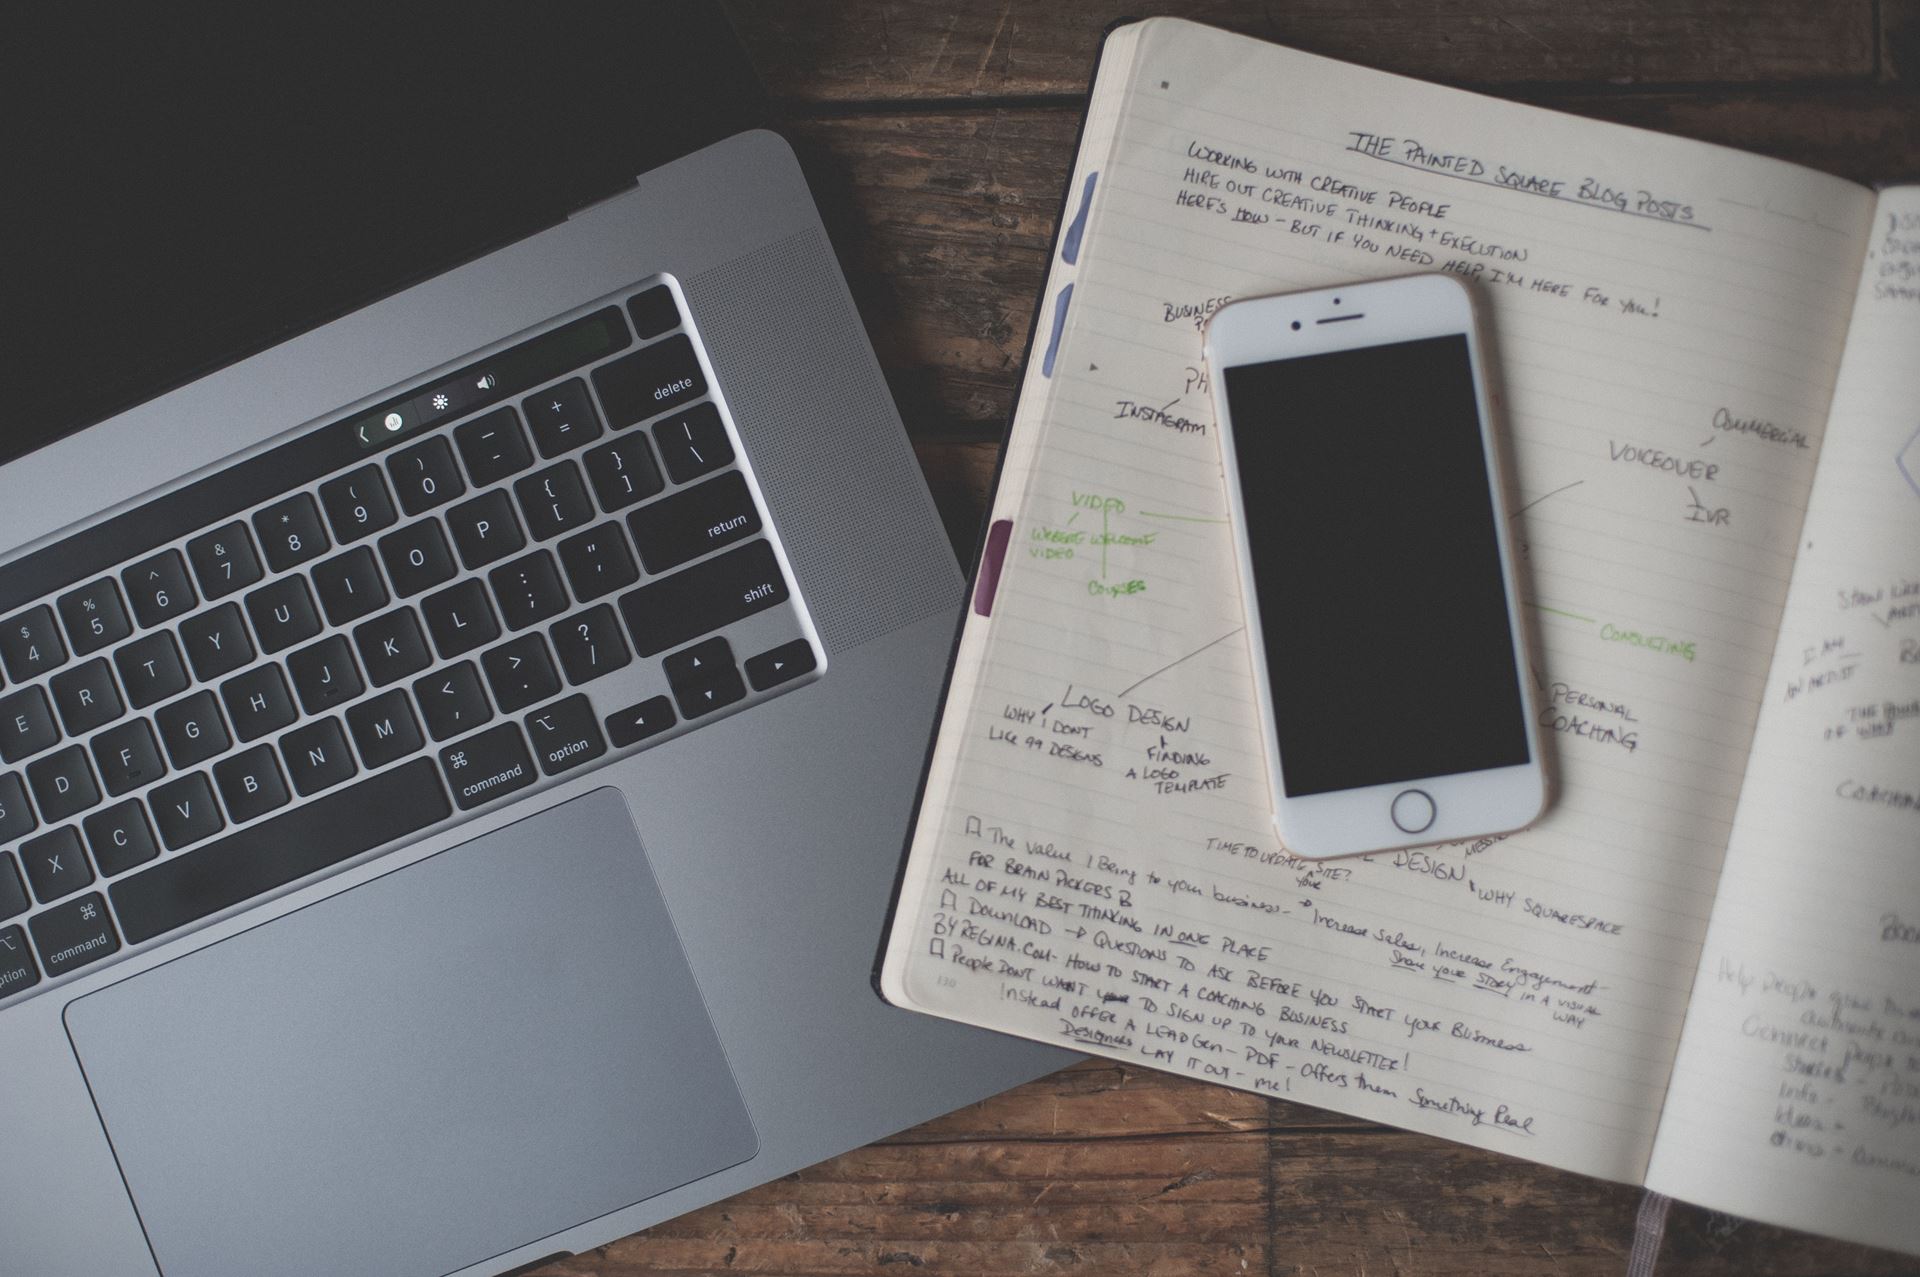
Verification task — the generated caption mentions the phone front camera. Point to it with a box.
[1290,320,1301,331]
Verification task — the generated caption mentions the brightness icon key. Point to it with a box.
[411,378,476,422]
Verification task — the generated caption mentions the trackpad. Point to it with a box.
[65,788,757,1277]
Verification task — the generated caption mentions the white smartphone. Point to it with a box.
[1204,274,1547,859]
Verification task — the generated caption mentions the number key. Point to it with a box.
[1,605,67,682]
[388,436,466,515]
[186,522,264,600]
[318,465,399,543]
[122,549,198,628]
[56,579,132,656]
[253,492,332,573]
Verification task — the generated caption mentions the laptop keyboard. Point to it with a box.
[0,281,821,1000]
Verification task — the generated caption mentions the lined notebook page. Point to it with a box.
[1646,187,1920,1253]
[883,18,1875,1184]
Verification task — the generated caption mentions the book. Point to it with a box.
[877,17,1920,1256]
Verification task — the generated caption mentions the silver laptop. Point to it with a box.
[0,11,1065,1275]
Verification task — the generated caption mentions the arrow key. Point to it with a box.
[672,673,745,721]
[662,636,733,690]
[605,695,675,749]
[745,639,817,692]
[669,666,745,722]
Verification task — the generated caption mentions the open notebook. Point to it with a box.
[878,18,1920,1256]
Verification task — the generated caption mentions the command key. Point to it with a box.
[438,723,537,811]
[30,893,120,977]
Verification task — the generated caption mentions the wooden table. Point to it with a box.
[537,5,1920,1273]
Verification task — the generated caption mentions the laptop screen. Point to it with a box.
[3,4,766,464]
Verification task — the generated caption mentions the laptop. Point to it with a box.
[0,9,1066,1276]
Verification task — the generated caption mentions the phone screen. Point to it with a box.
[1222,333,1530,797]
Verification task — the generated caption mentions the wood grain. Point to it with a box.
[530,5,1920,1274]
[723,1,1881,101]
[529,1062,1915,1276]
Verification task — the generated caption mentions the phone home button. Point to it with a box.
[1390,789,1436,835]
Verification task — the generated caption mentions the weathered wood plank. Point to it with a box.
[879,1057,1330,1143]
[1267,1128,1920,1275]
[913,439,1003,562]
[1883,0,1920,81]
[723,0,1879,102]
[529,1062,1271,1276]
[527,1059,1919,1276]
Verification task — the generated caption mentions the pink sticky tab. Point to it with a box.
[973,519,1013,617]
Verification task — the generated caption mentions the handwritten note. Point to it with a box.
[1646,187,1920,1256]
[883,19,1881,1189]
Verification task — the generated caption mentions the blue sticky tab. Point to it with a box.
[1062,170,1098,265]
[1040,283,1073,379]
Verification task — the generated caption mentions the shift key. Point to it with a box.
[618,540,788,657]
